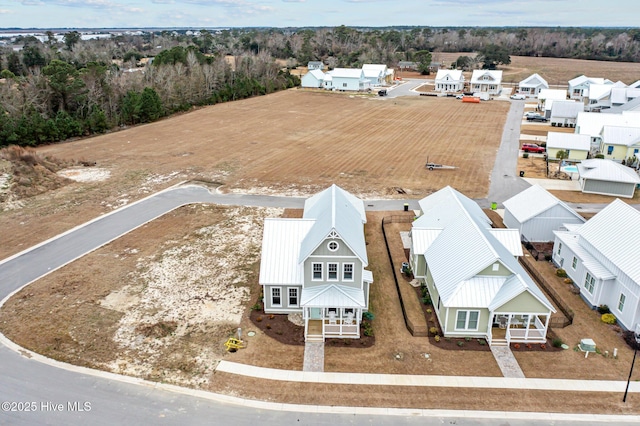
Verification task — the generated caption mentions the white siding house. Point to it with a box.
[323,68,369,91]
[409,186,555,346]
[301,69,325,88]
[503,185,586,243]
[546,132,591,161]
[538,89,568,118]
[518,73,549,97]
[550,100,584,128]
[362,64,392,86]
[259,184,373,341]
[435,69,464,93]
[552,199,640,331]
[568,75,608,101]
[576,159,640,198]
[470,70,503,95]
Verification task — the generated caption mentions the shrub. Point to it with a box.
[523,153,529,158]
[363,311,375,321]
[563,278,573,284]
[556,269,567,277]
[595,154,605,159]
[464,336,471,342]
[434,335,440,343]
[250,303,262,311]
[623,330,640,350]
[269,314,275,320]
[597,304,610,314]
[513,343,520,349]
[363,322,374,337]
[422,297,431,305]
[429,327,438,335]
[526,344,532,349]
[552,338,564,348]
[478,339,486,346]
[266,324,271,330]
[426,308,432,314]
[457,341,464,347]
[601,313,616,324]
[256,316,263,322]
[540,344,546,350]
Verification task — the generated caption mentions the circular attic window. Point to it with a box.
[328,241,339,251]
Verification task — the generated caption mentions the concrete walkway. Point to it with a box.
[303,342,324,372]
[216,360,640,393]
[490,346,525,378]
[523,177,581,191]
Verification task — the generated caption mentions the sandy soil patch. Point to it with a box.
[58,167,111,182]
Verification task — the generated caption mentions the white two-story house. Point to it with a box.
[258,184,373,341]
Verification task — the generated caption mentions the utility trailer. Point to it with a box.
[425,162,457,171]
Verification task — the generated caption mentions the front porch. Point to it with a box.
[488,313,550,346]
[305,309,361,341]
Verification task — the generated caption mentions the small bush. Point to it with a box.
[457,341,464,347]
[363,322,374,337]
[513,343,520,349]
[426,308,432,314]
[250,303,262,311]
[601,313,616,324]
[434,335,440,343]
[422,297,431,305]
[429,327,438,335]
[597,304,610,314]
[595,154,605,159]
[269,314,275,320]
[540,344,546,350]
[464,336,471,342]
[363,311,375,321]
[478,339,486,346]
[523,153,529,158]
[563,278,573,284]
[552,338,564,348]
[256,316,263,322]
[265,324,271,330]
[526,344,532,349]
[556,269,567,278]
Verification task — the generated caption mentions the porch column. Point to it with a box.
[303,308,308,340]
[524,315,531,339]
[543,314,551,339]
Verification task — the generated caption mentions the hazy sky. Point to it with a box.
[0,0,638,29]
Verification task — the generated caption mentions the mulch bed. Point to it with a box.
[249,308,375,348]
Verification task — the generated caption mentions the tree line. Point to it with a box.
[1,26,639,147]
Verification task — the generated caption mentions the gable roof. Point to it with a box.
[471,70,503,84]
[300,184,368,264]
[550,100,584,118]
[259,218,315,285]
[415,187,554,311]
[577,159,640,184]
[435,69,463,81]
[328,68,364,79]
[601,125,640,147]
[576,111,640,137]
[519,73,548,88]
[576,199,640,283]
[569,75,606,87]
[538,89,567,101]
[546,132,591,151]
[304,69,325,80]
[300,284,366,308]
[503,184,586,224]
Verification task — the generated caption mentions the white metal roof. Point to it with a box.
[503,184,585,224]
[300,184,368,264]
[435,69,463,81]
[588,84,613,101]
[575,199,640,283]
[602,125,640,147]
[569,75,606,87]
[305,69,325,80]
[410,228,443,255]
[487,229,524,257]
[577,159,640,184]
[576,111,640,137]
[300,284,366,308]
[546,132,591,151]
[550,100,583,118]
[538,89,567,101]
[362,269,373,283]
[258,218,315,285]
[362,64,387,72]
[416,187,553,312]
[519,73,548,88]
[328,68,364,79]
[470,70,502,84]
[553,231,616,280]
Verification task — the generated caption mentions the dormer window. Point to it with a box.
[492,263,499,272]
[328,241,339,251]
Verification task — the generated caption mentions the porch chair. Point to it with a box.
[328,311,337,325]
[345,312,354,325]
[498,316,507,329]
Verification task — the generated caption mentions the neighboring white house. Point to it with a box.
[538,89,568,118]
[470,70,503,95]
[568,75,611,102]
[434,69,465,93]
[546,132,591,161]
[307,61,325,71]
[503,185,585,243]
[409,186,555,346]
[362,64,393,86]
[323,68,369,91]
[575,111,640,148]
[584,82,628,112]
[552,199,640,332]
[550,100,584,128]
[258,184,373,342]
[518,73,549,97]
[576,158,640,198]
[301,69,325,88]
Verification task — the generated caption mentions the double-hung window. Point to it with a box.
[327,263,338,281]
[271,287,281,307]
[584,272,595,294]
[312,263,323,280]
[455,310,479,331]
[343,263,354,281]
[618,293,626,312]
[572,256,577,270]
[289,288,298,307]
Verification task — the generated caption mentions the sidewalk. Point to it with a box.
[216,360,640,393]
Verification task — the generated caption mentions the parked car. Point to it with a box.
[455,94,464,99]
[378,89,387,96]
[510,94,526,100]
[524,111,539,118]
[526,113,548,122]
[521,143,546,153]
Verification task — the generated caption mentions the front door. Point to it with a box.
[309,308,322,320]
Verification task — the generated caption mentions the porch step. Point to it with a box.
[305,335,324,343]
[491,339,508,347]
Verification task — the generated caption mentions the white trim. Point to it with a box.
[312,262,323,281]
[327,262,339,281]
[342,263,354,282]
[327,241,339,252]
[288,287,299,308]
[308,255,359,259]
[271,286,282,307]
